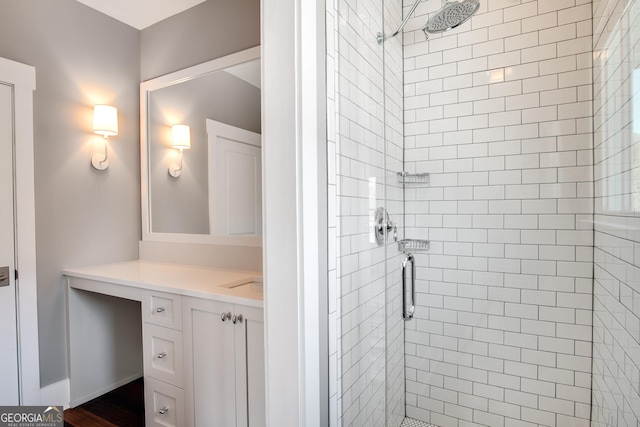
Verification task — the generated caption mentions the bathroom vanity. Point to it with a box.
[64,260,265,427]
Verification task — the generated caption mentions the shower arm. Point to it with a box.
[376,0,454,44]
[377,0,423,44]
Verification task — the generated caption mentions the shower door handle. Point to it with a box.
[402,253,415,320]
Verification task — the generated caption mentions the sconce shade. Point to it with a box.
[172,125,191,150]
[93,105,118,137]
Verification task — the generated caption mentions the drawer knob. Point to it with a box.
[221,312,232,322]
[158,407,169,415]
[232,314,243,324]
[156,307,166,313]
[156,352,167,359]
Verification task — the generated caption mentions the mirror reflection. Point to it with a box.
[147,58,261,236]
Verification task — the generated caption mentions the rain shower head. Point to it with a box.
[423,0,480,37]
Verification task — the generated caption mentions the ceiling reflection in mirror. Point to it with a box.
[147,58,261,236]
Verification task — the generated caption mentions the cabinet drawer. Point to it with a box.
[143,291,182,330]
[143,323,184,387]
[144,377,184,427]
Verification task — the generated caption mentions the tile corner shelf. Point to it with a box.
[397,171,430,184]
[398,239,430,253]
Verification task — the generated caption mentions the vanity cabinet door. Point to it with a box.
[183,297,237,427]
[183,297,265,427]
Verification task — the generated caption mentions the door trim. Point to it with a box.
[0,57,40,405]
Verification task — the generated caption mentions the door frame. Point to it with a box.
[0,57,40,404]
[262,0,328,424]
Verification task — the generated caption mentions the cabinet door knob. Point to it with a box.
[156,307,166,313]
[221,312,232,322]
[158,407,169,415]
[232,314,243,324]
[156,352,167,359]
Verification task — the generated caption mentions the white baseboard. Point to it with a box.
[40,378,70,409]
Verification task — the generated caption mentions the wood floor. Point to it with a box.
[64,378,145,427]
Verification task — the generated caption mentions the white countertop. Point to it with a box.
[63,260,263,307]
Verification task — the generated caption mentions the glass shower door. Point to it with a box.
[333,0,406,425]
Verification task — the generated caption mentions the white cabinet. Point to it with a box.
[183,297,265,427]
[143,290,185,427]
[64,262,264,427]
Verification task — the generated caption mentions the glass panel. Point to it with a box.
[335,0,389,425]
[383,0,406,425]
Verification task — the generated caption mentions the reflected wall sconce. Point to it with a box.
[91,105,118,170]
[168,124,191,177]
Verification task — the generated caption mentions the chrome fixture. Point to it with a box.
[402,253,416,320]
[398,239,430,253]
[377,0,480,44]
[397,171,430,184]
[374,207,398,245]
[0,266,9,287]
[377,0,424,43]
[221,312,232,322]
[232,314,244,324]
[423,0,480,39]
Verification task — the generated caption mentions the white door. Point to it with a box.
[0,82,20,405]
[207,120,262,236]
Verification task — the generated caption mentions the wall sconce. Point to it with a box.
[168,124,191,177]
[91,105,118,170]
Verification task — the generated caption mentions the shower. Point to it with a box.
[376,0,480,44]
[333,0,616,425]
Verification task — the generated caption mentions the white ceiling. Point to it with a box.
[75,0,207,30]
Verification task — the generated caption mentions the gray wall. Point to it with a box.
[0,0,141,387]
[141,0,260,80]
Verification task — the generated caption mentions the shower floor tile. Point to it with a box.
[401,418,439,427]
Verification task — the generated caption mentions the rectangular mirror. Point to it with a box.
[141,47,262,246]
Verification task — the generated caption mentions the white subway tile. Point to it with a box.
[523,106,558,124]
[522,44,558,64]
[472,10,505,29]
[540,119,576,137]
[489,50,523,69]
[521,378,556,398]
[541,56,578,76]
[557,36,593,57]
[473,69,505,86]
[490,20,522,41]
[540,23,577,45]
[505,32,539,52]
[505,184,540,199]
[523,75,559,94]
[505,123,539,139]
[503,2,537,22]
[522,168,557,183]
[506,93,540,111]
[474,39,505,58]
[522,12,559,33]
